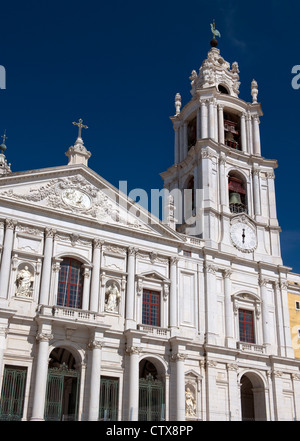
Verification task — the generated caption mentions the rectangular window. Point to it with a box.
[296,301,300,310]
[183,250,191,257]
[99,377,119,421]
[0,366,27,421]
[239,309,255,344]
[142,290,160,327]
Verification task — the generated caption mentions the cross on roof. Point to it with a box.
[1,130,7,144]
[72,118,88,139]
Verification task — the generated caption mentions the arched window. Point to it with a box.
[57,258,83,309]
[228,172,247,214]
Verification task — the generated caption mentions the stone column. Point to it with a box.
[252,115,261,156]
[291,374,300,420]
[208,99,215,140]
[174,126,180,164]
[126,346,140,421]
[87,337,103,421]
[171,353,186,421]
[252,167,261,216]
[31,327,53,421]
[227,363,241,421]
[0,324,7,392]
[0,219,16,300]
[223,270,235,348]
[200,100,208,138]
[204,263,218,345]
[278,281,294,358]
[39,228,55,305]
[240,112,247,153]
[125,247,137,329]
[219,153,227,207]
[183,123,188,158]
[169,257,178,329]
[196,108,201,141]
[90,239,102,312]
[246,112,253,154]
[82,264,92,310]
[259,277,271,349]
[218,104,224,145]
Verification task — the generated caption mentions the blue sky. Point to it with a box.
[0,0,300,273]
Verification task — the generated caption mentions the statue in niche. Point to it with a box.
[105,281,121,313]
[16,266,34,297]
[185,387,196,417]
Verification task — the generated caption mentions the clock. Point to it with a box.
[62,188,91,210]
[230,222,257,252]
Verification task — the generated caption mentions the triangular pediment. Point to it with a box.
[0,164,182,241]
[138,270,170,283]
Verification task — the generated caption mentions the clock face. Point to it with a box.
[230,222,257,252]
[62,188,91,210]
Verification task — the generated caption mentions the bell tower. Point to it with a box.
[161,24,282,265]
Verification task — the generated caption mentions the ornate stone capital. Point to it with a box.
[36,332,53,343]
[170,256,179,266]
[88,340,103,350]
[45,227,56,239]
[5,218,17,230]
[128,247,138,256]
[171,353,186,362]
[227,363,239,372]
[126,346,141,356]
[223,269,233,279]
[204,263,218,275]
[94,238,104,249]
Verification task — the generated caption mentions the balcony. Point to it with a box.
[37,305,105,326]
[237,341,265,354]
[138,324,170,339]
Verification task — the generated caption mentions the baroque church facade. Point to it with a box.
[0,34,300,421]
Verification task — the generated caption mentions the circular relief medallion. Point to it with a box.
[230,222,257,253]
[62,188,91,210]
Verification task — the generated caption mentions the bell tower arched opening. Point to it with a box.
[228,171,247,214]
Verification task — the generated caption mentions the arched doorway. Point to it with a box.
[138,359,165,421]
[44,348,80,421]
[240,373,267,421]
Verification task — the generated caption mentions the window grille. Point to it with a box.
[0,366,27,421]
[239,309,255,344]
[142,290,160,327]
[99,377,119,421]
[57,258,83,309]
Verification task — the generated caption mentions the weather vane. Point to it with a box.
[210,20,221,46]
[72,118,88,139]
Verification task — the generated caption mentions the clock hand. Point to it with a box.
[242,228,245,244]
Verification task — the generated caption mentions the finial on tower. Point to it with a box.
[66,118,91,166]
[0,130,11,176]
[0,130,7,154]
[210,20,221,47]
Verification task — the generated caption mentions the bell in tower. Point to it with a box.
[229,192,242,205]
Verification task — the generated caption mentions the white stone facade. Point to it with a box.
[0,44,299,422]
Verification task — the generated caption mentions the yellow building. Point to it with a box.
[288,275,300,359]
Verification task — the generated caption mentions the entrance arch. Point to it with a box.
[138,358,165,421]
[240,372,267,421]
[44,348,80,421]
